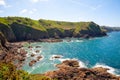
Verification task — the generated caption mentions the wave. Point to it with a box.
[93,63,119,76]
[63,39,84,43]
[75,40,83,42]
[58,58,119,75]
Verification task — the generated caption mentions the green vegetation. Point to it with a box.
[0,62,56,80]
[0,16,106,42]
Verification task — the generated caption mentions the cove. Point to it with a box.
[22,32,120,75]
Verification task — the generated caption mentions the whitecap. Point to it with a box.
[58,58,71,62]
[93,63,119,76]
[75,40,83,42]
[78,60,87,68]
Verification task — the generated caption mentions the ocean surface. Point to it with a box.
[22,32,120,75]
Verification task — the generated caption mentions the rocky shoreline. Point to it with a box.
[45,60,120,80]
[0,42,43,68]
[0,39,120,80]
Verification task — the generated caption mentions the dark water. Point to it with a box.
[23,32,120,75]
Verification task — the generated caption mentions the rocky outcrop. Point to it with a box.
[45,60,120,80]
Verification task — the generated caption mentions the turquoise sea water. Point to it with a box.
[23,32,120,75]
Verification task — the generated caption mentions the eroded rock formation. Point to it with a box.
[45,60,120,80]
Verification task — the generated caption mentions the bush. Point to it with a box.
[0,62,56,80]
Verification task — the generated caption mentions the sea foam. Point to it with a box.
[93,63,119,76]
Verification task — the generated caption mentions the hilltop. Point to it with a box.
[0,17,106,42]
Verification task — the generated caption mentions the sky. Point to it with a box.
[0,0,120,26]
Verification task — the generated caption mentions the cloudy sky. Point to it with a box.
[0,0,120,26]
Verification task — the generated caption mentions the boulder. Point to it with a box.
[31,53,35,57]
[37,55,42,61]
[29,60,37,66]
[56,60,79,68]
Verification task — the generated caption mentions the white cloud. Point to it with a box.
[0,0,6,6]
[0,0,12,8]
[20,9,37,14]
[31,0,48,3]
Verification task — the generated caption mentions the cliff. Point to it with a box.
[0,17,106,42]
[0,32,8,50]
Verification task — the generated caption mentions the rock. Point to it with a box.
[0,52,7,60]
[31,53,35,57]
[29,60,37,66]
[19,57,25,62]
[37,56,42,61]
[53,56,61,58]
[56,60,79,68]
[17,56,24,61]
[45,60,120,80]
[36,46,41,48]
[20,49,27,54]
[28,46,33,48]
[52,55,62,59]
[35,50,40,53]
[0,32,8,50]
[39,39,63,43]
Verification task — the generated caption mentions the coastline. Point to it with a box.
[1,38,120,80]
[1,31,120,79]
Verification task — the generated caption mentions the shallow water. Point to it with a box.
[22,32,120,75]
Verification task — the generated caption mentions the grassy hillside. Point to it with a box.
[0,17,106,42]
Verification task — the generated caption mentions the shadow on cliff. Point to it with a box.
[10,22,49,41]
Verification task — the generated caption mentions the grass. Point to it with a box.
[0,17,102,32]
[0,62,56,80]
[0,16,105,41]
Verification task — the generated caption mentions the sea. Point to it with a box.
[22,31,120,75]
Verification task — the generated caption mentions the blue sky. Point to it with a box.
[0,0,120,26]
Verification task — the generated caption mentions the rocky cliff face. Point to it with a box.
[0,23,16,42]
[10,22,48,41]
[0,17,106,42]
[0,32,7,50]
